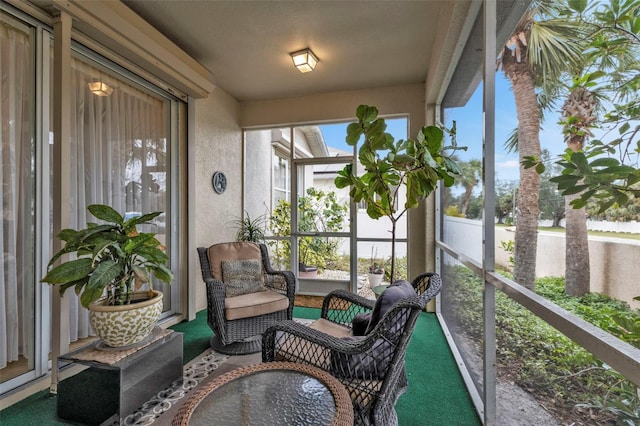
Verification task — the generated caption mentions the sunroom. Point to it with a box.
[2,0,639,425]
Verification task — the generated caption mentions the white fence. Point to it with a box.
[443,217,640,309]
[539,219,640,234]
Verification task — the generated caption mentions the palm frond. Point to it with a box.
[504,128,519,154]
[529,18,586,84]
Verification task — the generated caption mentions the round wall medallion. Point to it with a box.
[212,171,227,194]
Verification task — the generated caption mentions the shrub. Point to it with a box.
[269,188,347,271]
[443,265,639,423]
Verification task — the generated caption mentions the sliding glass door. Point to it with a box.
[1,6,184,395]
[61,52,177,342]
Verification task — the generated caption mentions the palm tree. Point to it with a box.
[457,159,482,217]
[498,0,583,289]
[560,85,597,296]
[555,0,640,296]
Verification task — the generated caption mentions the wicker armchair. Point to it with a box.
[262,272,442,425]
[198,242,295,355]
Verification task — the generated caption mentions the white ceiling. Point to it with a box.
[24,0,527,105]
[122,0,478,103]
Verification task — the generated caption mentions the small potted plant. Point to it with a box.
[41,204,174,348]
[230,210,267,243]
[367,262,385,288]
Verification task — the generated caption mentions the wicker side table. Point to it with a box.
[172,361,353,426]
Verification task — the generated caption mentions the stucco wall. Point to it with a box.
[444,217,640,309]
[240,83,426,135]
[193,89,242,311]
[244,130,273,218]
[190,85,431,312]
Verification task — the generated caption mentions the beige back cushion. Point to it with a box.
[207,242,262,281]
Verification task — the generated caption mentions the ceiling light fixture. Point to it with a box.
[290,48,318,73]
[88,81,113,96]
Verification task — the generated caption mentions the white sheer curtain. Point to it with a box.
[67,57,168,341]
[1,20,36,369]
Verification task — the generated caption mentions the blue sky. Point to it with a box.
[319,73,568,184]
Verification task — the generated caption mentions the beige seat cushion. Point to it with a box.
[207,242,262,281]
[272,319,352,369]
[225,289,289,320]
[309,318,353,338]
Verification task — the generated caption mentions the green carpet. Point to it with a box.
[0,307,480,425]
[397,313,481,425]
[168,309,211,363]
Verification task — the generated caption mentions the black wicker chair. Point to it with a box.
[262,272,442,425]
[198,242,296,355]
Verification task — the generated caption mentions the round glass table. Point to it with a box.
[172,361,353,426]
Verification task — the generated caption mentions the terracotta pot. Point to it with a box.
[89,290,163,348]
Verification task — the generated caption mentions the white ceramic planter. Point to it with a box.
[89,290,163,348]
[368,273,384,288]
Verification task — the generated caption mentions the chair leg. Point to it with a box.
[209,334,262,355]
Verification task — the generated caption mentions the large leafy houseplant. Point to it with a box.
[41,204,173,308]
[335,105,463,283]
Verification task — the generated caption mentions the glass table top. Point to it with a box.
[189,369,337,425]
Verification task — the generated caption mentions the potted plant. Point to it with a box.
[367,262,385,288]
[230,210,267,243]
[41,204,174,348]
[366,246,385,287]
[335,104,463,283]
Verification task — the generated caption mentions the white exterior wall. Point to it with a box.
[539,219,640,234]
[444,217,640,309]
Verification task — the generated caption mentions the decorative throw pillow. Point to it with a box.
[222,259,267,297]
[365,279,415,334]
[264,273,287,291]
[352,313,371,336]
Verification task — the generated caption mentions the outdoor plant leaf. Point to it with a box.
[589,157,620,167]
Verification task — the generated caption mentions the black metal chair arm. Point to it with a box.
[320,289,376,327]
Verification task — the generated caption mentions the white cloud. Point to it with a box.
[498,160,520,168]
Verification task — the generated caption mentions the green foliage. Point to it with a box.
[383,256,407,282]
[495,179,517,224]
[444,265,640,423]
[268,188,347,271]
[41,204,173,307]
[465,196,483,219]
[499,240,515,267]
[336,105,464,282]
[523,0,640,214]
[577,369,640,426]
[444,205,464,217]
